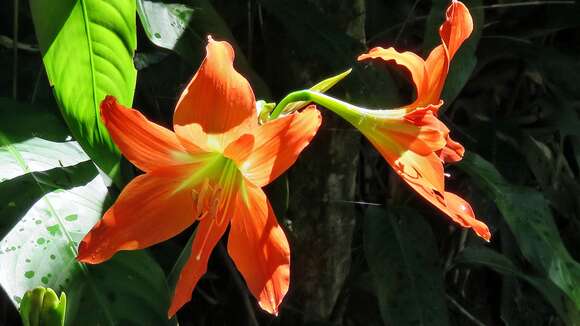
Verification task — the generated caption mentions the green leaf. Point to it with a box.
[455,247,580,325]
[423,0,483,110]
[137,1,194,52]
[0,98,97,240]
[364,206,450,326]
[0,99,175,325]
[29,0,138,181]
[458,152,580,309]
[167,232,195,293]
[136,0,270,97]
[68,252,175,325]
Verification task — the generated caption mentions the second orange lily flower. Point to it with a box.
[305,0,490,240]
[77,37,322,317]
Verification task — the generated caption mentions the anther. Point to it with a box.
[191,189,199,216]
[197,179,210,214]
[209,197,220,221]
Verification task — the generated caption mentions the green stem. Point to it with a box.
[269,90,361,122]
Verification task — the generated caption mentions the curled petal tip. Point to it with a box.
[167,307,177,319]
[102,95,117,105]
[99,95,117,121]
[356,53,368,62]
[258,300,280,316]
[75,242,94,264]
[476,224,492,242]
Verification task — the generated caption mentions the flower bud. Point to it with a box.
[19,287,66,326]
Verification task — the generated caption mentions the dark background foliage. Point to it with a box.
[1,0,580,325]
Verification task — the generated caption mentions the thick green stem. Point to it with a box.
[269,90,361,122]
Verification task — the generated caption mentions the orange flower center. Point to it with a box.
[183,157,243,260]
[192,179,226,222]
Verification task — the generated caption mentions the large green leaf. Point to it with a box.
[455,247,580,325]
[29,0,138,181]
[0,99,175,325]
[136,0,270,97]
[0,98,95,240]
[458,152,580,309]
[364,206,450,326]
[423,0,483,110]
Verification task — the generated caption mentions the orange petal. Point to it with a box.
[422,1,473,105]
[227,179,290,315]
[438,134,465,163]
[404,177,490,240]
[173,36,257,145]
[100,96,186,172]
[393,150,446,195]
[167,212,231,317]
[444,192,490,240]
[440,1,473,60]
[224,133,255,163]
[383,104,449,155]
[384,150,489,240]
[225,106,322,187]
[77,164,198,264]
[358,47,429,108]
[174,123,212,153]
[365,119,446,193]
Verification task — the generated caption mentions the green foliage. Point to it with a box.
[2,0,580,325]
[455,247,580,325]
[0,99,174,325]
[29,0,138,181]
[137,0,270,97]
[364,206,450,326]
[459,152,580,309]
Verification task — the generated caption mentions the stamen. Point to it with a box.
[197,211,208,221]
[191,189,199,217]
[196,218,215,261]
[197,179,210,214]
[215,193,231,226]
[209,197,220,220]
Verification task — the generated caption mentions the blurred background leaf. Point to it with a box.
[459,152,580,308]
[454,246,580,325]
[364,206,450,326]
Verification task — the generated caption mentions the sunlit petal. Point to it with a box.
[358,47,429,107]
[173,36,257,147]
[225,106,322,187]
[167,214,231,318]
[227,180,290,315]
[100,96,187,172]
[77,164,200,264]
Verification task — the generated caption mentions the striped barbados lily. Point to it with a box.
[76,37,322,317]
[270,0,490,240]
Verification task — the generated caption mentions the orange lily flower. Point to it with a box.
[313,1,490,240]
[76,37,322,317]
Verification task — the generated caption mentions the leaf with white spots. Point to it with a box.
[0,98,175,325]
